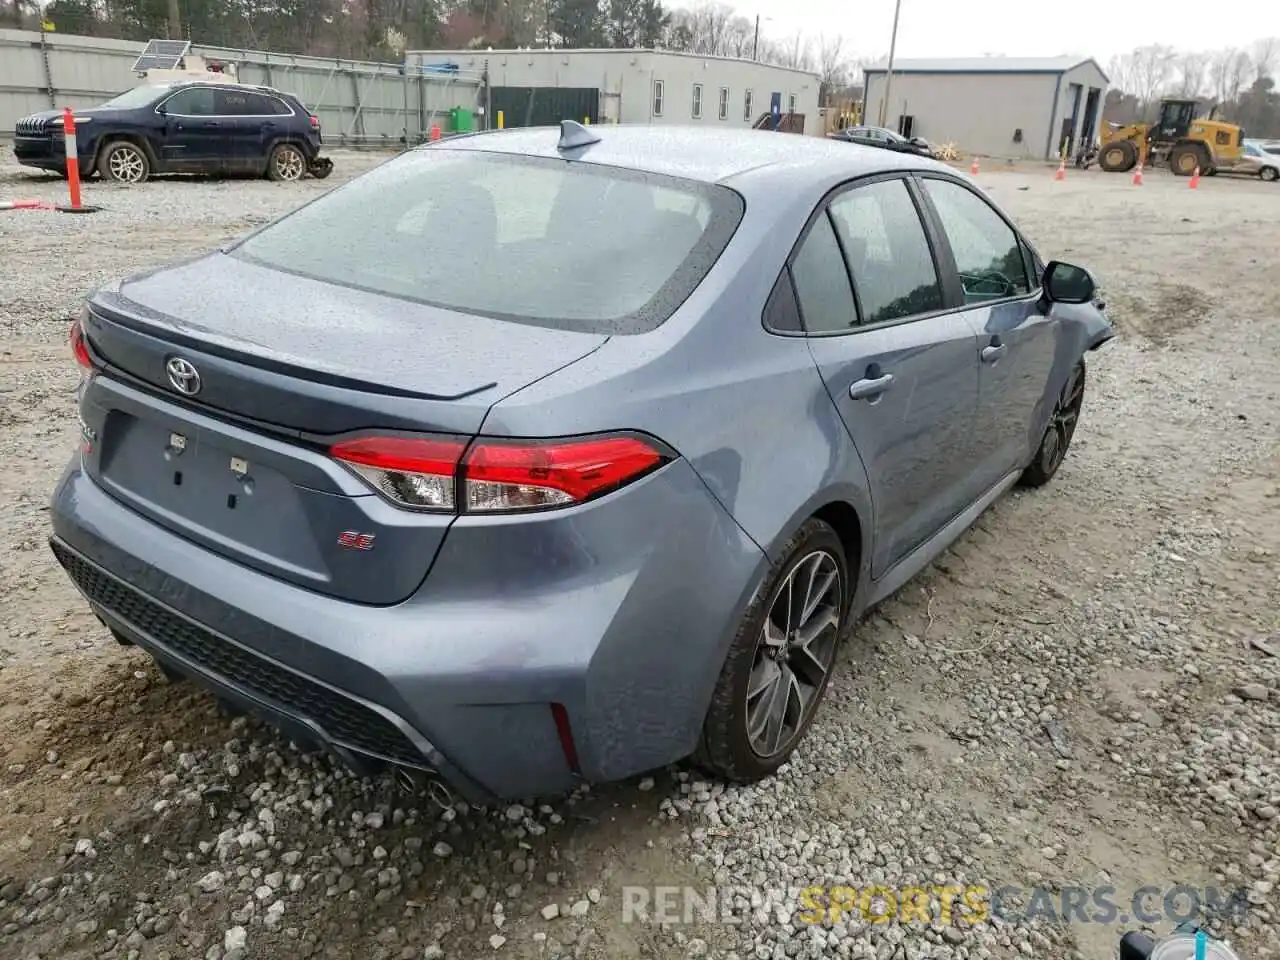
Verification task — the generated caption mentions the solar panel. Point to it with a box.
[132,38,191,72]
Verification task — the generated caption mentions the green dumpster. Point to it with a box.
[450,107,474,133]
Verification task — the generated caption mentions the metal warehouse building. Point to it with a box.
[862,56,1109,161]
[406,48,822,136]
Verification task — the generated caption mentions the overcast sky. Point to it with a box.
[748,0,1280,64]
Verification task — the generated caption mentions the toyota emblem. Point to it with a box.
[165,357,202,396]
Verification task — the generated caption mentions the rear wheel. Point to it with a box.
[1021,362,1086,488]
[1261,166,1279,182]
[1098,140,1137,173]
[696,519,849,782]
[1170,144,1208,176]
[99,140,150,184]
[266,143,306,182]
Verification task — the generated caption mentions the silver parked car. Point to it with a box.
[51,123,1112,801]
[1231,140,1280,181]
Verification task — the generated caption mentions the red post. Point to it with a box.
[63,108,82,210]
[429,124,441,142]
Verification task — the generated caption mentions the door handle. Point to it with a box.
[981,344,1008,363]
[849,373,895,400]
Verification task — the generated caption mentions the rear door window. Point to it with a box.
[828,179,944,324]
[231,150,744,334]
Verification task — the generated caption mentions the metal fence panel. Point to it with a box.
[1,28,486,145]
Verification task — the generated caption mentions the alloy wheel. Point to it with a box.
[275,149,304,181]
[746,550,842,758]
[109,147,146,183]
[1040,365,1085,476]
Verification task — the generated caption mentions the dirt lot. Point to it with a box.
[1,150,1278,960]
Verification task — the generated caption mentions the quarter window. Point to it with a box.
[718,87,729,121]
[828,179,944,325]
[692,83,703,119]
[790,213,857,333]
[653,79,664,117]
[921,178,1030,303]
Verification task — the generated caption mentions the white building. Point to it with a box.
[406,48,822,136]
[862,56,1110,161]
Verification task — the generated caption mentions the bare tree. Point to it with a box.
[1252,37,1279,82]
[1125,44,1178,114]
[1173,52,1206,98]
[1208,47,1252,107]
[817,32,849,92]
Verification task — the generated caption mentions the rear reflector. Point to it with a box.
[329,432,670,514]
[70,317,92,369]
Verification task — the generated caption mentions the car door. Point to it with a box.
[213,88,283,173]
[156,86,221,171]
[797,175,984,579]
[915,174,1058,492]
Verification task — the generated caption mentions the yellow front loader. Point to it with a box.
[1095,98,1245,176]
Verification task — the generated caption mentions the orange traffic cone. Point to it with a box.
[1132,162,1144,186]
[1054,157,1066,181]
[1189,165,1201,189]
[969,157,980,175]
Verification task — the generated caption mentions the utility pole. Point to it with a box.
[752,15,760,61]
[877,0,902,129]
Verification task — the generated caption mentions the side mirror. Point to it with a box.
[1041,260,1096,304]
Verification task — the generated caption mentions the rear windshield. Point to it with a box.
[231,148,745,334]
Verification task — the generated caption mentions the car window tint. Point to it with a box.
[232,149,744,335]
[922,178,1030,304]
[828,179,944,324]
[789,213,857,333]
[164,86,216,116]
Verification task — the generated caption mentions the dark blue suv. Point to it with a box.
[13,81,331,184]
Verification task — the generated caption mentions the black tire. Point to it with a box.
[98,140,150,184]
[1261,166,1279,182]
[696,518,850,782]
[1020,362,1086,488]
[266,143,306,182]
[1097,140,1137,173]
[1169,144,1208,176]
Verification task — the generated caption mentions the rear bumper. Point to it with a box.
[50,455,765,800]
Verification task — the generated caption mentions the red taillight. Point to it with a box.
[329,433,670,514]
[462,436,666,512]
[70,317,92,369]
[309,115,320,129]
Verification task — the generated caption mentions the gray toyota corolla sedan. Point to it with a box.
[50,122,1112,802]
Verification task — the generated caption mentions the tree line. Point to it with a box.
[1105,40,1280,138]
[5,0,861,89]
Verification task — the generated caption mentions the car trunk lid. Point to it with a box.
[78,253,608,605]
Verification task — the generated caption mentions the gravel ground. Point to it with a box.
[1,150,1278,960]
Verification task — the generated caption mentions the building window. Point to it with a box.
[692,83,703,119]
[718,87,729,120]
[788,93,797,114]
[743,89,753,123]
[652,79,664,117]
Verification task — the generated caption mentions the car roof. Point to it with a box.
[434,125,943,188]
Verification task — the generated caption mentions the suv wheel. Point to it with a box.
[1262,166,1279,182]
[697,518,849,782]
[99,141,150,184]
[267,144,306,182]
